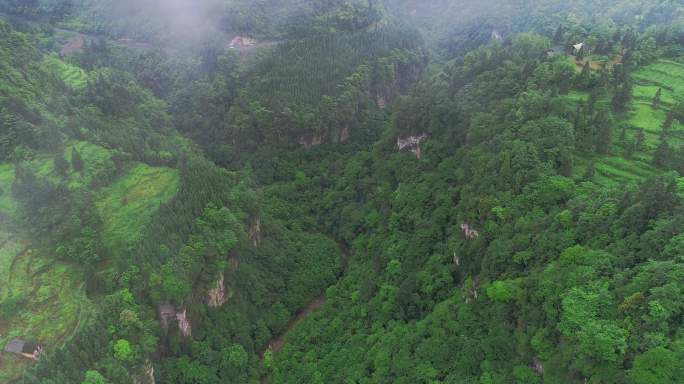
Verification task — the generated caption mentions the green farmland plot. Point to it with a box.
[572,59,684,187]
[96,163,179,253]
[0,231,93,384]
[41,55,88,89]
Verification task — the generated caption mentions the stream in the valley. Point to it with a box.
[259,247,350,383]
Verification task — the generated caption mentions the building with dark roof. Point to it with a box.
[4,339,42,360]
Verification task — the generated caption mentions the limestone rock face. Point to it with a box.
[533,358,545,374]
[176,309,192,338]
[158,305,176,330]
[159,305,192,337]
[228,36,257,49]
[461,223,480,240]
[299,133,324,148]
[249,216,262,247]
[376,95,387,109]
[339,126,350,143]
[208,273,227,308]
[133,360,156,384]
[397,133,428,158]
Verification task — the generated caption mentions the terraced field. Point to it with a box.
[629,59,684,153]
[575,59,684,187]
[1,150,179,380]
[22,141,116,190]
[0,230,92,383]
[41,55,88,89]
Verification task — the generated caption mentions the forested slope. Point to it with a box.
[0,16,343,384]
[3,0,684,383]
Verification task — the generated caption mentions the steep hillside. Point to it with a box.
[4,1,684,384]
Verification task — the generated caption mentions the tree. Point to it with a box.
[584,161,596,180]
[612,80,632,113]
[263,348,274,370]
[486,279,521,303]
[662,112,675,132]
[631,347,679,384]
[54,153,70,177]
[653,139,672,168]
[652,87,662,109]
[577,61,591,89]
[635,128,646,151]
[594,108,613,154]
[576,45,585,61]
[113,339,134,362]
[553,25,564,44]
[72,148,84,172]
[82,371,108,384]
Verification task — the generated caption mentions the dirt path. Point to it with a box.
[265,295,326,356]
[258,295,326,384]
[259,246,350,384]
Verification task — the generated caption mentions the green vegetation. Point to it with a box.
[0,163,18,216]
[0,231,92,384]
[41,55,88,89]
[96,164,179,253]
[4,0,684,383]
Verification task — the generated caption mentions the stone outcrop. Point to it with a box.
[228,36,257,50]
[208,274,227,308]
[376,95,387,109]
[339,126,350,143]
[299,126,350,148]
[133,360,156,384]
[176,309,192,338]
[158,305,176,330]
[248,215,262,247]
[461,223,480,240]
[158,304,192,337]
[298,133,324,148]
[397,133,428,159]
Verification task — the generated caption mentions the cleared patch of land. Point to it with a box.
[0,150,179,381]
[0,230,92,383]
[571,59,684,187]
[96,163,179,253]
[41,55,88,89]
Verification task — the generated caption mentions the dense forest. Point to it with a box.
[2,0,684,383]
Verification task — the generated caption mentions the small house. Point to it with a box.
[4,339,42,360]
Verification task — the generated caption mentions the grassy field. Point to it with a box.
[96,163,179,253]
[627,59,684,151]
[65,141,116,190]
[0,230,93,383]
[1,145,179,380]
[571,59,684,187]
[23,141,116,190]
[41,55,88,89]
[8,141,180,254]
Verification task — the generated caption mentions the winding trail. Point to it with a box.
[259,246,350,384]
[258,296,326,384]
